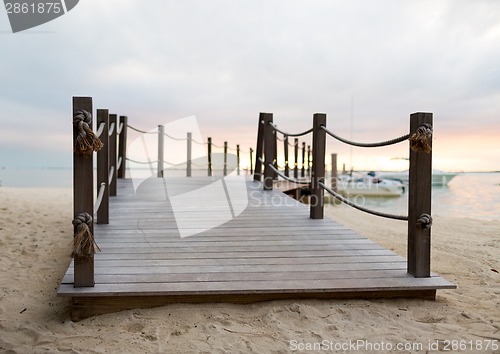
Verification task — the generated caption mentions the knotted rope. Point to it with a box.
[73,110,103,155]
[72,212,100,257]
[416,213,433,229]
[409,123,432,153]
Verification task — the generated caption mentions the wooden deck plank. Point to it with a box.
[58,177,455,320]
[59,276,455,297]
[61,270,447,285]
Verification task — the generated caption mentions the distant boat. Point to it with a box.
[378,170,457,186]
[336,172,405,197]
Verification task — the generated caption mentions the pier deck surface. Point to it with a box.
[58,177,455,320]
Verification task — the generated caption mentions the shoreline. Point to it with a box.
[0,187,498,353]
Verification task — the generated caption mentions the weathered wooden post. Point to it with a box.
[331,153,338,192]
[208,137,213,176]
[262,113,275,190]
[157,125,164,178]
[273,132,278,180]
[408,112,433,278]
[253,113,265,181]
[237,144,240,175]
[307,145,311,177]
[223,142,229,176]
[96,109,109,225]
[310,113,326,219]
[73,96,95,287]
[301,142,306,178]
[117,115,128,179]
[284,135,289,177]
[250,148,254,174]
[294,138,299,179]
[187,132,192,177]
[109,114,117,196]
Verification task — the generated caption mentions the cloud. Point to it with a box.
[0,0,499,170]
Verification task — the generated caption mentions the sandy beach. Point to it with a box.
[0,187,498,353]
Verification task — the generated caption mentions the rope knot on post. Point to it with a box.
[73,110,103,155]
[409,123,432,153]
[416,214,433,229]
[72,212,100,257]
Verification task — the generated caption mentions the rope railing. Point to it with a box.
[163,132,188,141]
[127,124,156,134]
[108,166,115,185]
[95,122,105,138]
[94,182,106,215]
[319,182,409,221]
[212,142,225,149]
[320,125,410,148]
[126,157,159,164]
[192,138,208,145]
[269,122,313,137]
[108,122,115,136]
[266,162,312,185]
[117,122,124,135]
[117,156,123,172]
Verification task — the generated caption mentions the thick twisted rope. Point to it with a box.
[72,212,100,257]
[94,183,106,214]
[127,124,156,134]
[416,213,433,229]
[320,125,410,148]
[409,123,433,153]
[319,182,409,221]
[164,132,188,141]
[73,110,103,155]
[126,157,159,164]
[269,122,313,137]
[268,164,311,185]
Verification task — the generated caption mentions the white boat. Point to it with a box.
[378,170,457,186]
[335,172,405,197]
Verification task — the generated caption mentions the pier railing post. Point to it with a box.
[294,138,299,179]
[187,132,192,177]
[109,114,117,196]
[310,113,326,219]
[72,96,95,287]
[262,113,274,190]
[96,109,109,225]
[250,148,254,174]
[408,112,433,278]
[307,145,311,177]
[331,153,338,192]
[117,116,128,179]
[157,125,164,178]
[207,137,212,176]
[237,144,240,176]
[284,135,289,177]
[253,113,265,181]
[223,141,228,176]
[301,142,306,178]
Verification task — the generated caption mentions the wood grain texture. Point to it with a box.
[59,177,455,320]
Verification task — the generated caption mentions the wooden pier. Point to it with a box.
[61,97,455,321]
[58,177,454,321]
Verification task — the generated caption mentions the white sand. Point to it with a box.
[0,187,499,353]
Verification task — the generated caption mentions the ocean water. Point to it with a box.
[1,168,498,221]
[336,172,500,221]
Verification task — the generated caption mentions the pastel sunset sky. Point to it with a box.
[1,0,499,172]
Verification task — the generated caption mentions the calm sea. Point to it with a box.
[1,168,499,221]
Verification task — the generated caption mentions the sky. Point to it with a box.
[1,0,499,172]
